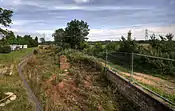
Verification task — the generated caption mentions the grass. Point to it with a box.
[106,61,175,105]
[22,47,140,111]
[0,48,34,64]
[138,82,175,105]
[0,48,35,111]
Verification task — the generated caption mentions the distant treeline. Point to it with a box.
[88,40,175,45]
[0,30,38,47]
[84,32,175,76]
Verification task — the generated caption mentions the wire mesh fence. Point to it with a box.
[83,50,175,106]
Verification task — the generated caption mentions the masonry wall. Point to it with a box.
[106,69,174,111]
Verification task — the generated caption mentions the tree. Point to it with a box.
[35,36,38,45]
[64,19,90,49]
[6,31,16,44]
[165,33,174,41]
[52,28,65,46]
[119,30,138,53]
[0,8,13,46]
[105,41,119,52]
[0,8,13,27]
[16,35,26,45]
[35,36,38,42]
[40,37,45,44]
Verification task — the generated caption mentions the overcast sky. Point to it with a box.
[1,0,175,41]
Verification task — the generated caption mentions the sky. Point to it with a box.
[1,0,175,41]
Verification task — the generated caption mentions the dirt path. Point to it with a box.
[101,61,175,95]
[119,71,175,95]
[18,54,43,111]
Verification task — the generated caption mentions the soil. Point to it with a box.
[43,63,139,111]
[119,72,175,95]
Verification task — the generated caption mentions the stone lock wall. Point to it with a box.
[106,69,174,111]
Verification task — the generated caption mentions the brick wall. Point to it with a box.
[106,69,174,111]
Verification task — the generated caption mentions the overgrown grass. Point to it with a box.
[107,63,175,105]
[22,47,140,111]
[0,48,35,111]
[0,48,35,64]
[88,53,175,105]
[138,82,175,105]
[0,73,35,111]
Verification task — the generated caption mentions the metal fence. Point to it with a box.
[84,51,175,106]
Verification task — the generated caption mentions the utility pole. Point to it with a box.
[145,29,148,40]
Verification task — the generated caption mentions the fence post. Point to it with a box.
[105,50,108,71]
[131,52,134,82]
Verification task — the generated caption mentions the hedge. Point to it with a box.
[0,46,11,53]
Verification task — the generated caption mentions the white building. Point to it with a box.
[10,45,28,51]
[23,45,27,48]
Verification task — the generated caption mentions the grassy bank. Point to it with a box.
[0,48,35,111]
[22,47,139,111]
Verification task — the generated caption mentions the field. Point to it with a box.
[0,48,35,111]
[0,48,34,63]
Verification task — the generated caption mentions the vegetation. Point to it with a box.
[22,47,139,111]
[0,8,13,27]
[53,19,90,50]
[40,37,45,44]
[0,7,38,53]
[0,48,35,111]
[0,48,34,63]
[83,30,175,76]
[0,45,11,53]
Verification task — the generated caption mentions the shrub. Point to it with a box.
[33,49,38,55]
[0,46,11,53]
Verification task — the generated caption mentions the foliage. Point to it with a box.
[64,19,90,49]
[0,45,11,53]
[136,33,175,75]
[105,41,120,52]
[0,8,13,27]
[119,31,139,53]
[35,36,38,45]
[53,19,90,50]
[52,28,65,46]
[40,37,45,44]
[0,8,37,48]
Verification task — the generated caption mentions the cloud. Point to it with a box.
[52,5,151,11]
[88,25,175,41]
[1,0,174,42]
[73,0,90,3]
[12,20,45,26]
[3,24,175,41]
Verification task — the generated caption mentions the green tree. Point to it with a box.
[16,35,26,45]
[119,31,138,53]
[165,33,174,41]
[64,19,90,49]
[6,31,16,44]
[105,41,119,52]
[0,8,13,46]
[52,28,65,46]
[35,36,38,45]
[0,8,13,27]
[40,37,45,44]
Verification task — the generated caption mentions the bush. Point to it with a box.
[33,49,38,55]
[0,46,11,53]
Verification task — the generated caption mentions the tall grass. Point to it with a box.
[0,48,34,64]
